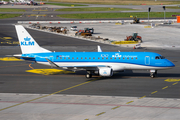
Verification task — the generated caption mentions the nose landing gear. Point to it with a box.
[150,70,157,78]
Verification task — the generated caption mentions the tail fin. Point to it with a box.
[15,25,51,54]
[97,45,102,52]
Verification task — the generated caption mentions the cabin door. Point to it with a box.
[145,56,150,65]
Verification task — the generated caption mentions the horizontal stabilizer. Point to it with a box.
[13,54,35,60]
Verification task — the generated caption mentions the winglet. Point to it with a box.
[98,45,102,52]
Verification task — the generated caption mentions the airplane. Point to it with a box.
[13,25,175,78]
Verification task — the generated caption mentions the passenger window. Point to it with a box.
[131,57,133,59]
[119,57,121,59]
[77,57,78,59]
[60,57,62,59]
[64,57,66,59]
[106,57,108,59]
[93,57,95,59]
[85,57,87,59]
[68,57,70,59]
[56,56,58,59]
[89,57,91,59]
[123,57,125,59]
[102,57,104,59]
[81,57,83,59]
[127,57,129,59]
[114,57,116,59]
[98,57,100,59]
[136,57,137,59]
[72,57,74,59]
[110,58,112,59]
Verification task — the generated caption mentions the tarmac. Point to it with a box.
[0,24,180,119]
[1,3,180,120]
[1,93,180,120]
[62,22,180,49]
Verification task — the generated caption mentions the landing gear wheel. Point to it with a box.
[150,72,157,78]
[138,39,142,43]
[150,70,157,78]
[150,73,155,78]
[85,74,92,79]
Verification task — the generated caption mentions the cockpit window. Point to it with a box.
[155,56,165,59]
[160,56,165,59]
[155,56,160,59]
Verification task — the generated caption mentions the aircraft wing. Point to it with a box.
[60,65,108,71]
[45,58,59,67]
[45,58,108,71]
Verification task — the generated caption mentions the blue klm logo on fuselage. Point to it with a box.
[21,37,34,46]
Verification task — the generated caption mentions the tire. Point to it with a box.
[85,74,92,79]
[150,73,155,78]
[138,40,142,43]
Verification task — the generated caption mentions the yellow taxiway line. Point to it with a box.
[0,57,23,61]
[0,77,101,112]
[26,69,74,75]
[165,79,180,82]
[111,41,138,45]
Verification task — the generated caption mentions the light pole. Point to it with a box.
[148,7,151,25]
[163,6,166,23]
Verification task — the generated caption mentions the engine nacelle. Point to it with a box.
[99,67,113,77]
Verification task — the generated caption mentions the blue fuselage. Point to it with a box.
[21,52,175,71]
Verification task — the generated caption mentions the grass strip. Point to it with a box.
[55,7,134,11]
[46,3,87,6]
[0,14,22,19]
[0,8,26,12]
[57,12,179,19]
[166,6,180,9]
[48,0,180,5]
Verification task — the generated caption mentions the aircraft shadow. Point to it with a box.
[112,73,180,79]
[74,71,180,80]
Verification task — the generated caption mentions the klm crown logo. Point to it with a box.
[21,37,34,46]
[103,71,107,75]
[24,37,31,41]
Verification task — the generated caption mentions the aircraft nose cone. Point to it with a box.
[167,61,175,67]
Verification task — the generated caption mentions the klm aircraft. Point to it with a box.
[13,25,175,78]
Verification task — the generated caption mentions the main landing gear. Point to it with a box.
[85,71,93,78]
[150,70,157,78]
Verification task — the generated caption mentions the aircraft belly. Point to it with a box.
[130,64,171,70]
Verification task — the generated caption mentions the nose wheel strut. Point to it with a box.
[150,70,157,78]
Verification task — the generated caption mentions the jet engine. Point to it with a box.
[99,67,113,77]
